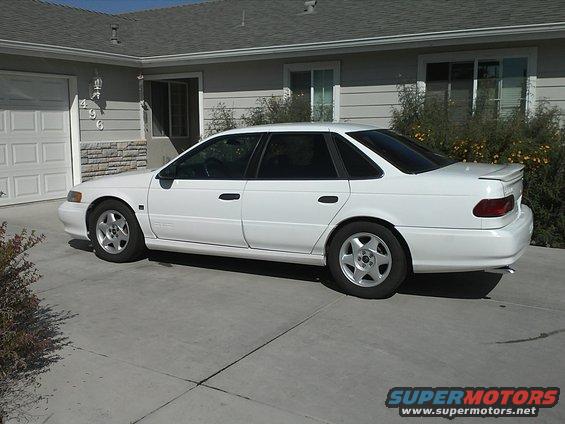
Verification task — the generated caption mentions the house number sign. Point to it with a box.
[80,99,104,131]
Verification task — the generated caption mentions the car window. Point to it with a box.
[332,133,383,178]
[258,133,337,179]
[172,133,262,179]
[347,129,456,174]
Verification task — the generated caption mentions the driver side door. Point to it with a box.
[147,132,263,247]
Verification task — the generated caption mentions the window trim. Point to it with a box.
[417,47,538,113]
[254,131,344,181]
[283,61,341,122]
[150,80,190,139]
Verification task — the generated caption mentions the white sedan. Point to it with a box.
[59,123,533,298]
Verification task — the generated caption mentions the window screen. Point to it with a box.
[258,133,337,179]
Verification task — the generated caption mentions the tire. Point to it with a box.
[327,221,408,299]
[88,199,145,263]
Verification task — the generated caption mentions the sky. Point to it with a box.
[46,0,204,14]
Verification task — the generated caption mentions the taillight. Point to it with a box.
[473,195,514,217]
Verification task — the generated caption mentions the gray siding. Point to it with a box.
[536,41,565,121]
[0,54,141,143]
[146,39,565,134]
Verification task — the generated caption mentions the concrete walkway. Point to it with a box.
[2,200,564,423]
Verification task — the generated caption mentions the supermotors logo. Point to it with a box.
[385,387,560,419]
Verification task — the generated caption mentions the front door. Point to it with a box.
[148,132,263,247]
[242,132,350,254]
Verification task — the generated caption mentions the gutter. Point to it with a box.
[1,22,565,68]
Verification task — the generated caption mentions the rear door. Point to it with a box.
[242,132,350,253]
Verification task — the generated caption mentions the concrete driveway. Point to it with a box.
[2,200,565,423]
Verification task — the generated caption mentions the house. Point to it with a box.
[0,0,564,206]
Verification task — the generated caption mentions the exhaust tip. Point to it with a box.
[487,266,515,274]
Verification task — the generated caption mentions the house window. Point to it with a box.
[151,81,189,137]
[420,49,534,118]
[284,62,340,122]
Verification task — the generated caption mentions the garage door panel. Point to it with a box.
[40,110,68,132]
[39,79,69,104]
[12,142,39,165]
[0,144,6,166]
[44,172,69,194]
[8,78,35,102]
[0,74,72,205]
[14,174,40,197]
[10,110,37,132]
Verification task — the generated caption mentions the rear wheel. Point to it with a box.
[328,221,408,299]
[88,199,145,262]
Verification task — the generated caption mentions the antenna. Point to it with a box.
[241,9,246,27]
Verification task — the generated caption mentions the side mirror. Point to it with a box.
[156,164,176,180]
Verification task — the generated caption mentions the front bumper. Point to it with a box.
[58,201,89,240]
[398,205,533,273]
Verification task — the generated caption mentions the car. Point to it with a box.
[58,123,533,298]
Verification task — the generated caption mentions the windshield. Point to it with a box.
[346,130,456,174]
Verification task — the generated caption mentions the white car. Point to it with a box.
[59,123,533,298]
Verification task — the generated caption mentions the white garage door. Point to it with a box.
[0,73,73,206]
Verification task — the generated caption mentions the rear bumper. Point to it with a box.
[58,201,89,240]
[398,205,533,273]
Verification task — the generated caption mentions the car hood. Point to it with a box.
[77,169,156,190]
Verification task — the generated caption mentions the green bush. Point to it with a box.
[0,223,67,422]
[206,94,332,136]
[390,85,564,248]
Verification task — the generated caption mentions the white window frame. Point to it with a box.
[283,61,341,122]
[417,47,538,113]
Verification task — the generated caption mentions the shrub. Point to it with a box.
[205,102,238,136]
[0,223,67,422]
[391,85,564,248]
[206,94,328,135]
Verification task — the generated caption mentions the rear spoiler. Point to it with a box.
[479,164,525,182]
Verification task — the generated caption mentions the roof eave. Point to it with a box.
[140,22,565,67]
[1,22,564,68]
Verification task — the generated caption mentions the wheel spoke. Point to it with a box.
[101,236,112,247]
[106,212,117,225]
[350,238,364,256]
[115,218,126,230]
[368,266,383,282]
[98,221,108,233]
[341,253,355,267]
[376,252,390,265]
[353,267,366,284]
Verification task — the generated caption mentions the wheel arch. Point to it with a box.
[85,196,138,234]
[324,216,414,273]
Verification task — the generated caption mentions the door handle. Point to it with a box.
[318,196,338,204]
[219,193,240,201]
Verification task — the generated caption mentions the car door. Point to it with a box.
[242,132,350,254]
[148,132,263,247]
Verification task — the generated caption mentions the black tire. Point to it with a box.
[88,199,145,263]
[327,221,408,299]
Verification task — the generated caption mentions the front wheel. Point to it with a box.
[88,199,145,263]
[327,222,408,299]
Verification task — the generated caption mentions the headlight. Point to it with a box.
[67,191,82,203]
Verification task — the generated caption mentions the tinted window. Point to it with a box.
[172,133,261,179]
[333,133,383,178]
[346,130,455,174]
[258,133,337,179]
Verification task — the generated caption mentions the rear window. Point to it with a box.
[346,129,455,174]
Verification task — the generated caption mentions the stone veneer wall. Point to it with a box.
[81,140,147,181]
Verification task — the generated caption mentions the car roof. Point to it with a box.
[217,122,380,136]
